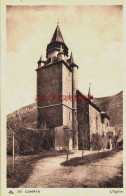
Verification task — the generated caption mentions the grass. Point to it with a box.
[61,150,123,188]
[61,150,117,167]
[7,150,69,188]
[99,164,123,188]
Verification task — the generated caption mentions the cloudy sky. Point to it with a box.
[6,5,123,114]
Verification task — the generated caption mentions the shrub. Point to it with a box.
[91,133,107,150]
[7,128,55,155]
[7,128,44,155]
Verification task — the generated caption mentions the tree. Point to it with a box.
[91,133,103,151]
[7,113,23,173]
[101,133,107,151]
[79,127,85,157]
[42,128,55,150]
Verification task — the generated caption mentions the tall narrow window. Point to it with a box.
[96,116,98,130]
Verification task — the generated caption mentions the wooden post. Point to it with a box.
[8,125,15,173]
[66,138,69,161]
[12,131,15,173]
[59,136,60,151]
[82,138,84,157]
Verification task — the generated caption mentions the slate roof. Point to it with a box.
[77,89,110,119]
[50,25,64,43]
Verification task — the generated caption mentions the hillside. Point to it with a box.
[93,91,123,133]
[7,91,123,133]
[7,102,37,130]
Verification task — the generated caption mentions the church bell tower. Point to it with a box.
[36,23,79,150]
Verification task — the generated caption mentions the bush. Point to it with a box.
[7,128,44,155]
[7,128,55,155]
[91,133,107,150]
[17,128,44,155]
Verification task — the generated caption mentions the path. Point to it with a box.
[20,150,123,188]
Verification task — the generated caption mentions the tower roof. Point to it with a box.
[50,24,64,43]
[88,83,93,99]
[38,55,42,63]
[88,84,91,98]
[70,52,75,64]
[70,52,78,68]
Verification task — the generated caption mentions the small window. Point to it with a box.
[107,123,108,127]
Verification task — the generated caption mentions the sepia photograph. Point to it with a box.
[5,3,123,192]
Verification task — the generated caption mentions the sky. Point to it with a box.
[6,5,123,114]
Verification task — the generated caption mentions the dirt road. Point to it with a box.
[20,150,123,188]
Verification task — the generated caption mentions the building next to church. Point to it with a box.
[36,24,115,150]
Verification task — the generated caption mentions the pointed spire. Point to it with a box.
[88,83,91,97]
[88,83,93,100]
[70,52,75,64]
[37,55,43,68]
[39,55,42,61]
[70,52,79,68]
[57,17,59,25]
[50,24,64,43]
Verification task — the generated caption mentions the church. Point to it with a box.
[36,24,114,150]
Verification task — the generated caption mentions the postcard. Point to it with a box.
[1,0,125,195]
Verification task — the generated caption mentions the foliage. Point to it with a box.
[78,127,90,150]
[112,130,122,149]
[7,128,43,155]
[7,136,20,155]
[41,129,55,150]
[7,113,56,154]
[91,133,107,150]
[7,126,56,155]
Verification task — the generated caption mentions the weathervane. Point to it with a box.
[57,17,59,25]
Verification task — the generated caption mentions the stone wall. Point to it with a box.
[37,105,62,129]
[77,91,90,150]
[63,105,72,130]
[55,126,73,150]
[89,104,101,135]
[104,117,110,133]
[37,62,62,107]
[62,63,72,108]
[37,62,63,129]
[62,63,72,130]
